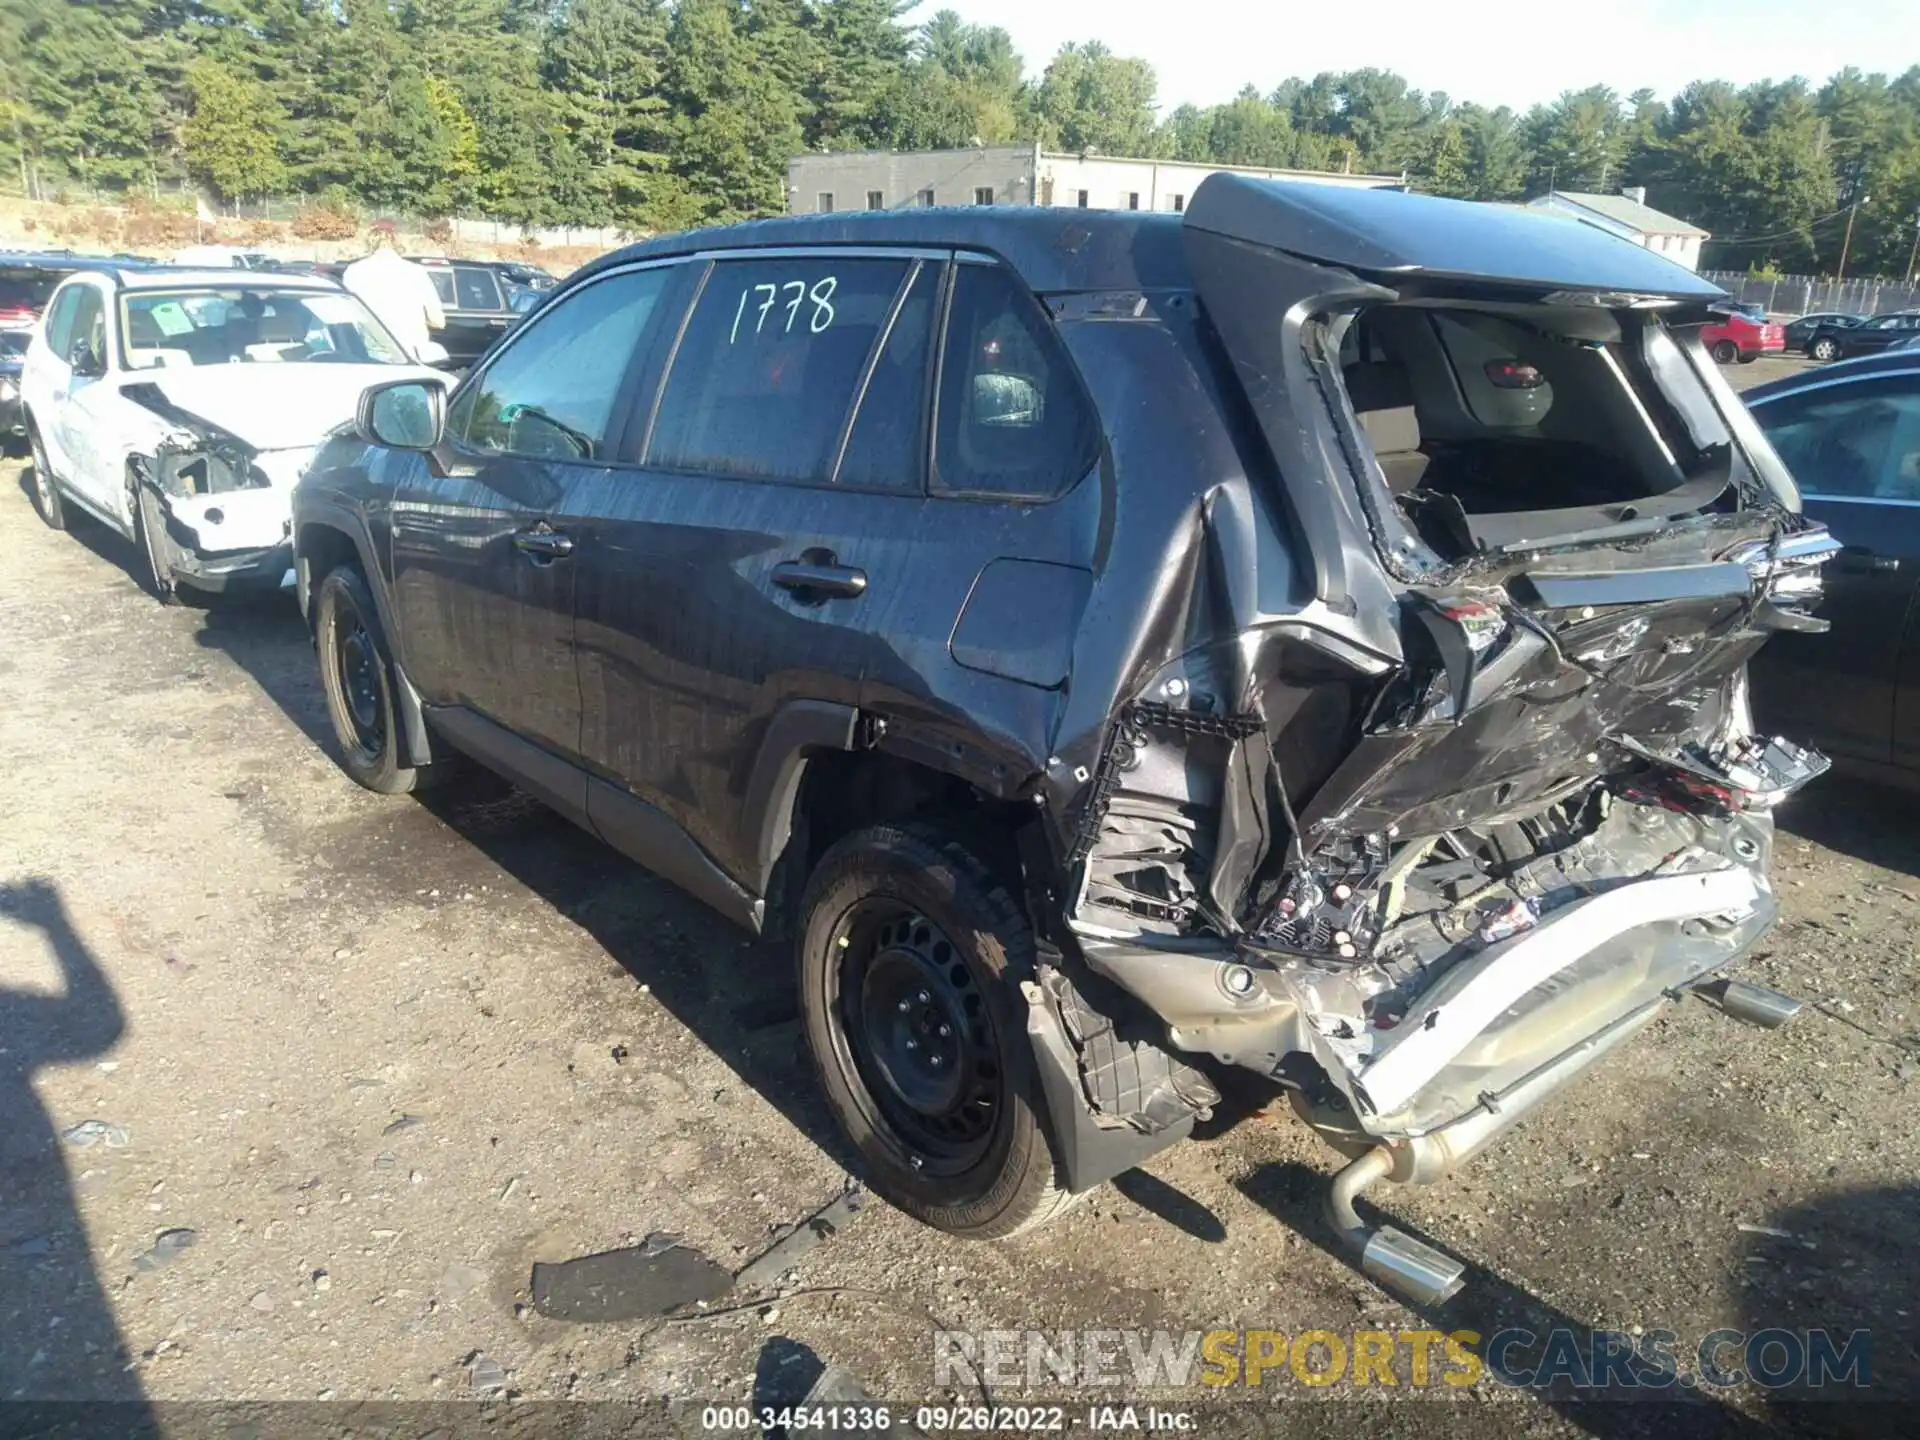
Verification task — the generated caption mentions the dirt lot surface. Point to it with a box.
[1,379,1914,1437]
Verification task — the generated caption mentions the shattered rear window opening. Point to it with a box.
[1321,300,1763,570]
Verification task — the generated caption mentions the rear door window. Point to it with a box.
[1754,377,1920,501]
[427,270,456,306]
[448,266,673,461]
[836,260,938,491]
[932,262,1100,500]
[647,255,915,485]
[455,266,503,311]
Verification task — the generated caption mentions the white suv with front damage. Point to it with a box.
[19,267,445,603]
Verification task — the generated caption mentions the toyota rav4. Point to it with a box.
[291,176,1833,1302]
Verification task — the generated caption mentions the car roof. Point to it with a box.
[594,205,1191,295]
[62,266,347,292]
[1743,351,1920,405]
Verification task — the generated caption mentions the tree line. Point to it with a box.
[5,0,1919,276]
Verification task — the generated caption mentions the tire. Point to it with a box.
[1737,351,1758,364]
[314,564,438,796]
[1711,340,1739,364]
[130,483,181,607]
[26,424,66,531]
[797,823,1075,1240]
[1810,337,1839,362]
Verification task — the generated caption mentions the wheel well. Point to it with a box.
[298,523,361,613]
[775,750,1036,934]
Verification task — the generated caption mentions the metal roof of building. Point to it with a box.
[1542,191,1709,237]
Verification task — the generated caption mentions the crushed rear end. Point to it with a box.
[1050,176,1834,1298]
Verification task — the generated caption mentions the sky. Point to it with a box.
[906,0,1919,114]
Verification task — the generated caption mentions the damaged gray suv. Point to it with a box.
[292,175,1834,1301]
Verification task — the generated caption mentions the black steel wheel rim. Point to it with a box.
[832,899,1002,1174]
[331,611,385,762]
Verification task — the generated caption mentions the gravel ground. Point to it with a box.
[0,422,1913,1438]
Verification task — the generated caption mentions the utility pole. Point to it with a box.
[1836,194,1869,283]
[1907,207,1920,286]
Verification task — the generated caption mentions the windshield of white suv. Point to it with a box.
[119,287,407,370]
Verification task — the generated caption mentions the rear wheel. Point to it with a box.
[797,823,1074,1240]
[1810,336,1840,362]
[1711,339,1739,364]
[26,424,66,531]
[315,565,439,795]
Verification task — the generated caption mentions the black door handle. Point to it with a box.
[1838,546,1899,573]
[772,560,867,598]
[514,526,574,560]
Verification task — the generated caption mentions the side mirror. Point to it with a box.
[358,378,447,450]
[68,335,107,379]
[414,339,451,367]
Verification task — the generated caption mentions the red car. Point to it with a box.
[1701,304,1786,364]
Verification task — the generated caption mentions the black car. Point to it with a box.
[1783,311,1861,355]
[1804,309,1920,362]
[412,257,516,367]
[483,259,559,292]
[1746,352,1920,778]
[0,328,28,451]
[0,252,85,330]
[293,178,1832,1298]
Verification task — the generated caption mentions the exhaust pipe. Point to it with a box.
[1325,1147,1466,1307]
[1708,978,1803,1029]
[1322,996,1673,1306]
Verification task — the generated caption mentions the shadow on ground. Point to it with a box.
[0,878,158,1433]
[1776,775,1920,876]
[1235,1160,1783,1438]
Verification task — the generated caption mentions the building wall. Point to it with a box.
[787,146,1038,213]
[786,147,1399,215]
[1034,156,1393,211]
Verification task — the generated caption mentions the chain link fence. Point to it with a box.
[1701,271,1920,318]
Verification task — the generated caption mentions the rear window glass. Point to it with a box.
[648,256,912,484]
[932,263,1100,500]
[427,270,455,304]
[456,266,503,311]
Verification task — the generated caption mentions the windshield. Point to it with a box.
[118,287,408,370]
[0,330,28,358]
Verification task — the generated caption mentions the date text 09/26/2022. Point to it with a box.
[700,1405,1183,1432]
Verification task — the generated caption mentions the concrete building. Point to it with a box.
[786,143,1403,216]
[1528,188,1710,271]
